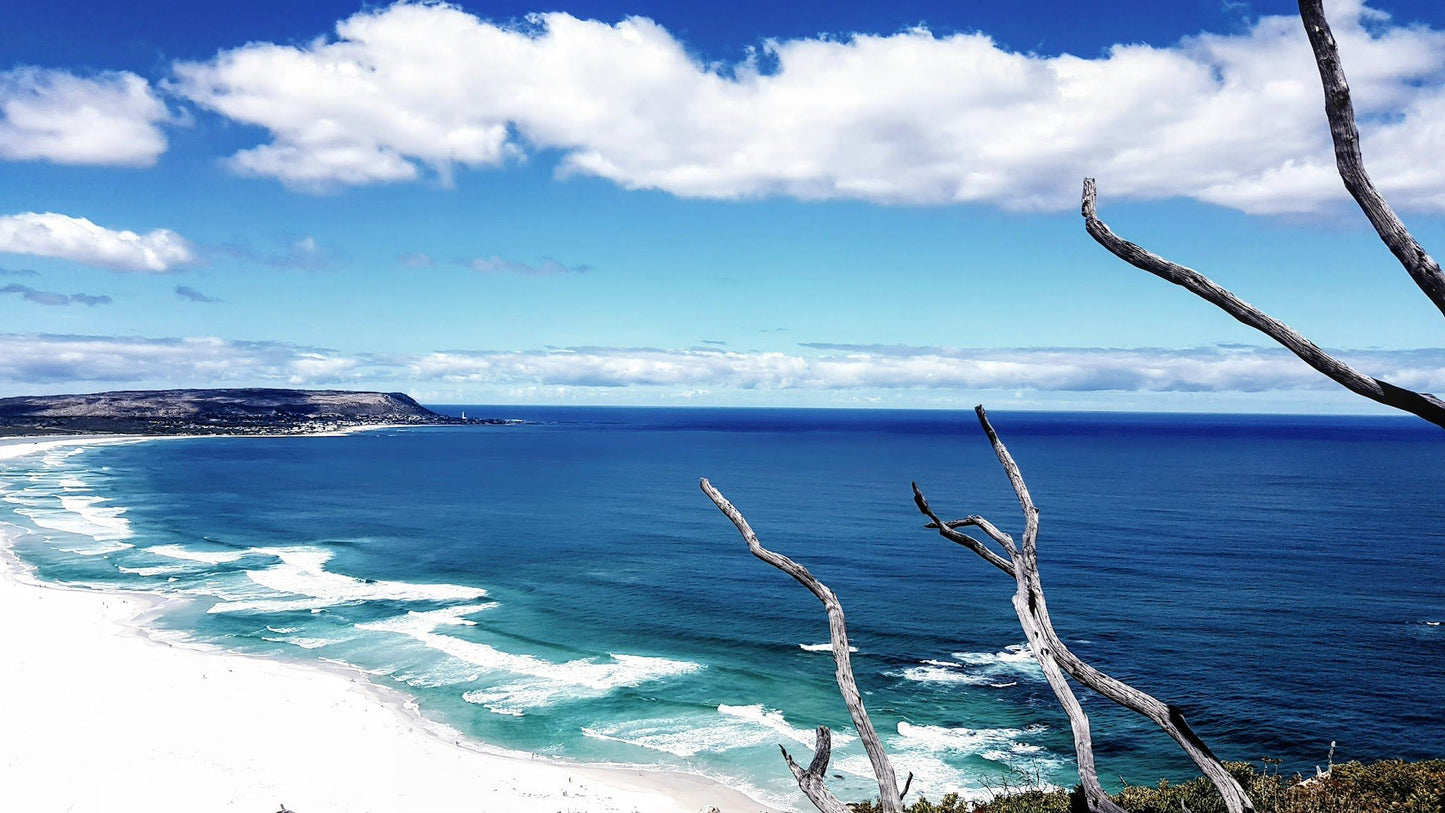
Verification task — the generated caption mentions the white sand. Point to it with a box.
[0,436,781,813]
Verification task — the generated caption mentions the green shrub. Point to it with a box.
[846,759,1445,813]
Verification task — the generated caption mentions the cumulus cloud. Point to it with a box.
[0,212,194,272]
[0,67,169,166]
[174,285,218,303]
[459,255,590,275]
[169,1,1445,213]
[0,284,111,306]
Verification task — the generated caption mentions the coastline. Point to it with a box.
[0,435,782,813]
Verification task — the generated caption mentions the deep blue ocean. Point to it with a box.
[1,408,1441,809]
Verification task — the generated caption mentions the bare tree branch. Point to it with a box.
[780,727,852,813]
[971,406,1255,813]
[912,483,1016,574]
[916,478,1123,813]
[701,478,904,813]
[1297,0,1445,318]
[1081,179,1445,429]
[940,515,1016,550]
[915,407,1257,813]
[1006,560,1127,813]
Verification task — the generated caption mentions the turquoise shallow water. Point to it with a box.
[1,408,1442,809]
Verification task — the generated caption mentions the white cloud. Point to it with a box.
[0,335,361,387]
[461,256,589,275]
[170,1,1445,214]
[408,344,1445,393]
[0,212,194,272]
[210,234,342,270]
[6,334,1437,403]
[0,68,169,166]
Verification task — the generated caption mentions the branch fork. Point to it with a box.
[914,407,1255,813]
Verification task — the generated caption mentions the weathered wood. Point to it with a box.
[701,478,905,813]
[1081,179,1445,429]
[914,448,1123,812]
[1009,570,1125,813]
[913,486,1015,575]
[1080,0,1445,430]
[779,727,852,813]
[1297,0,1445,318]
[915,407,1256,813]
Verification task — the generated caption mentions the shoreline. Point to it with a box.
[0,435,783,813]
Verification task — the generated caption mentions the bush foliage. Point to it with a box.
[846,760,1445,813]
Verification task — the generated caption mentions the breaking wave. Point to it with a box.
[206,547,487,613]
[361,604,699,715]
[800,642,858,653]
[583,703,840,758]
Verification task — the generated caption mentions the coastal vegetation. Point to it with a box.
[848,759,1445,813]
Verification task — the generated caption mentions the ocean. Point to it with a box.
[1,407,1441,809]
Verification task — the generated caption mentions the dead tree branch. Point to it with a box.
[1081,180,1445,429]
[1081,0,1445,429]
[701,478,905,813]
[780,727,853,813]
[1298,0,1445,317]
[915,406,1255,813]
[915,451,1123,812]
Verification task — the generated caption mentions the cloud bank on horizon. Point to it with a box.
[1,333,1439,401]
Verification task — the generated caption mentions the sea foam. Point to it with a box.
[361,604,699,715]
[246,547,487,604]
[800,642,859,653]
[17,494,132,543]
[901,643,1043,687]
[206,547,487,613]
[583,704,837,758]
[147,544,245,564]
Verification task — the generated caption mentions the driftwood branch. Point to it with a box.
[1082,180,1445,429]
[780,727,852,813]
[915,407,1256,813]
[1297,0,1445,318]
[701,478,904,813]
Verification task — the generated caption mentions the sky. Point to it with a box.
[1,0,1442,412]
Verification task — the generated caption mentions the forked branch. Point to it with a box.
[914,420,1124,813]
[915,407,1255,813]
[701,478,905,813]
[780,727,852,813]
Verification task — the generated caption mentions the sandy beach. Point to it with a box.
[0,436,780,813]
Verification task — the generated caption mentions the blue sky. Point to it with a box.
[1,0,1441,411]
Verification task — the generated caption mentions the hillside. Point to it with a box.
[0,388,485,436]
